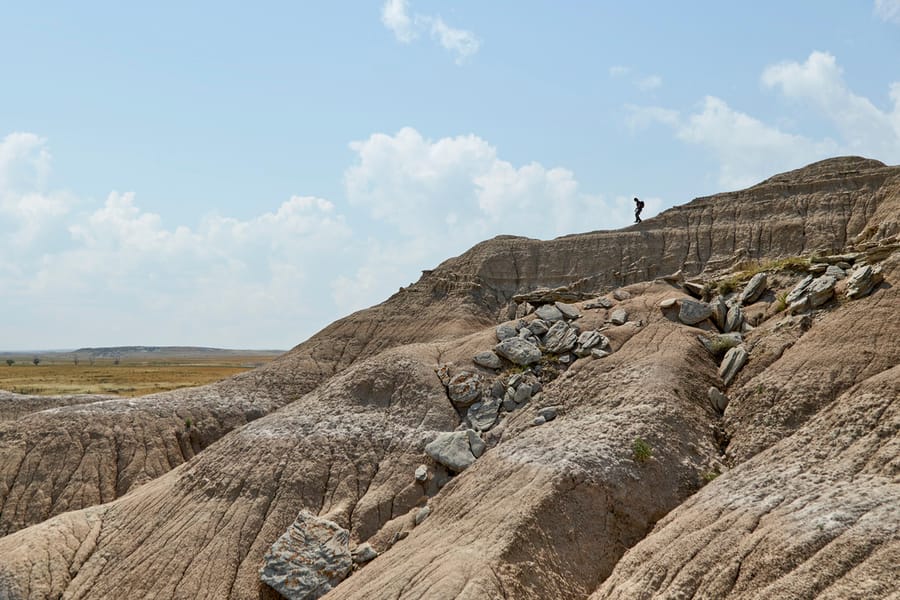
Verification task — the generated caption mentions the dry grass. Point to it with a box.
[0,355,280,397]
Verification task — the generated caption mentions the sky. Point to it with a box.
[1,1,899,350]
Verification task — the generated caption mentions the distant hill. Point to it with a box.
[70,346,285,359]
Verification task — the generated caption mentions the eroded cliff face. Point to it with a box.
[0,156,897,599]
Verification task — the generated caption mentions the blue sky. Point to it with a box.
[2,1,899,350]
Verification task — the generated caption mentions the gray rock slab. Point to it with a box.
[808,275,837,308]
[711,296,728,331]
[425,431,477,472]
[495,322,519,341]
[535,304,564,322]
[585,297,613,309]
[538,407,558,422]
[527,319,550,336]
[352,543,378,564]
[718,346,748,386]
[591,348,611,359]
[414,465,428,482]
[679,299,713,325]
[473,351,502,370]
[786,275,814,305]
[846,265,884,299]
[260,510,352,600]
[740,272,768,304]
[543,321,578,353]
[467,398,501,432]
[467,430,485,458]
[415,506,431,526]
[514,384,532,404]
[494,338,542,365]
[610,308,628,325]
[555,302,581,320]
[725,305,744,333]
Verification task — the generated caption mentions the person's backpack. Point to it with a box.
[637,199,645,210]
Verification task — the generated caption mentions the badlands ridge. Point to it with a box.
[0,156,897,599]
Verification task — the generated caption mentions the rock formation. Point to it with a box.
[0,156,897,599]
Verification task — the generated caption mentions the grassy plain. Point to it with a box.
[0,352,282,397]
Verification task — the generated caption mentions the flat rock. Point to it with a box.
[259,510,352,600]
[473,351,502,370]
[585,297,613,309]
[414,506,431,526]
[678,299,713,325]
[538,407,558,422]
[352,543,378,564]
[659,298,678,309]
[467,430,486,458]
[494,338,542,366]
[425,431,477,472]
[683,281,705,298]
[554,302,581,320]
[527,319,550,336]
[414,465,428,482]
[785,275,814,305]
[824,265,846,280]
[590,348,611,359]
[612,289,632,300]
[710,296,728,331]
[535,304,564,322]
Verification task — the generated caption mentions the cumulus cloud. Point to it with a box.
[381,0,480,63]
[762,51,900,159]
[626,51,899,189]
[874,0,900,23]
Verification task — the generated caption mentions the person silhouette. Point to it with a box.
[634,197,645,223]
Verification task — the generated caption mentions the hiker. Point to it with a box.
[634,197,645,223]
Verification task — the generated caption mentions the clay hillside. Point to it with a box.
[0,156,897,600]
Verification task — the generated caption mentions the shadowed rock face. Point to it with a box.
[0,156,897,599]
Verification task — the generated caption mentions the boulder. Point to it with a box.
[590,348,610,359]
[490,379,505,399]
[555,302,581,320]
[414,506,431,526]
[785,275,814,305]
[824,265,846,280]
[725,305,744,333]
[473,351,502,370]
[425,431,477,472]
[494,338,542,366]
[740,272,768,304]
[710,296,728,331]
[514,302,535,319]
[259,510,352,600]
[543,321,578,354]
[414,465,428,482]
[612,289,632,300]
[495,322,518,341]
[467,398,501,431]
[708,387,729,412]
[513,384,532,405]
[535,304,564,322]
[610,308,628,325]
[518,328,539,344]
[538,407,558,422]
[447,371,483,407]
[718,346,748,386]
[352,543,378,564]
[807,275,837,308]
[574,330,606,357]
[846,265,884,299]
[527,319,550,337]
[678,299,713,325]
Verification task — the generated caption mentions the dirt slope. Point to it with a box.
[0,156,897,599]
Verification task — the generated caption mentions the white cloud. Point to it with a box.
[381,1,480,63]
[626,51,900,189]
[381,0,417,43]
[636,75,663,91]
[875,0,900,23]
[762,51,900,160]
[609,66,663,92]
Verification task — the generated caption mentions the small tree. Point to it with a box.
[32,356,41,366]
[5,359,13,367]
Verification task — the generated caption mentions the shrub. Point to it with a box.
[632,438,653,463]
[774,291,789,313]
[701,470,720,483]
[5,359,13,367]
[184,418,193,430]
